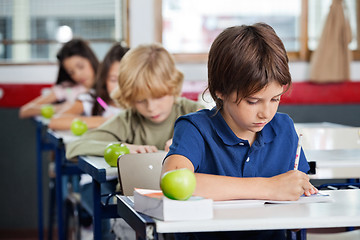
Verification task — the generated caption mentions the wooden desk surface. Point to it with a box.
[78,155,117,182]
[298,127,360,150]
[294,122,352,129]
[307,149,360,179]
[121,189,360,234]
[45,127,79,143]
[77,147,360,183]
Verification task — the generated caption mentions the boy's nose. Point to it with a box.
[146,99,156,111]
[258,104,270,119]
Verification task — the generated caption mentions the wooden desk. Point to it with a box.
[294,126,360,181]
[34,117,78,240]
[45,129,82,240]
[77,123,359,240]
[307,149,360,179]
[77,155,119,240]
[33,117,53,240]
[294,122,352,129]
[117,189,360,240]
[298,127,360,150]
[78,149,360,240]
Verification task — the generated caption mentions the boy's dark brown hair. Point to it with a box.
[207,23,292,110]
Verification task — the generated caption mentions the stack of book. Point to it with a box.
[133,188,213,221]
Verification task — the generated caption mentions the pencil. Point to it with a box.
[96,97,109,111]
[294,134,303,170]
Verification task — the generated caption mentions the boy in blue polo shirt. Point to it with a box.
[162,23,318,240]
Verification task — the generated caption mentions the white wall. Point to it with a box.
[1,61,359,84]
[0,0,359,84]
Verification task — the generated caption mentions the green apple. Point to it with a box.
[160,168,196,201]
[70,118,88,136]
[104,143,130,167]
[41,104,55,119]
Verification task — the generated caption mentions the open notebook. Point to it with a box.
[213,192,333,208]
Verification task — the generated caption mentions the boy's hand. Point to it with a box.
[268,170,318,201]
[125,143,158,153]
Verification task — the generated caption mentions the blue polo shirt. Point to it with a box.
[167,108,310,240]
[168,108,310,177]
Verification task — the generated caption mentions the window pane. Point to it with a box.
[0,0,125,62]
[308,0,357,50]
[162,0,302,54]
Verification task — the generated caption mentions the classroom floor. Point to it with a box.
[0,230,43,240]
[0,227,92,240]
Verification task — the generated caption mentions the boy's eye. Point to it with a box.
[246,100,257,105]
[136,99,146,104]
[272,98,280,102]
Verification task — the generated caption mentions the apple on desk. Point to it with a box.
[71,118,88,136]
[41,104,55,119]
[160,168,196,201]
[104,143,130,167]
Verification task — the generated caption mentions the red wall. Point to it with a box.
[1,81,360,108]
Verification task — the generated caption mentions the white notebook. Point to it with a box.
[214,192,333,208]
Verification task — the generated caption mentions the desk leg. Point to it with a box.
[92,179,102,240]
[55,148,65,240]
[35,123,44,240]
[287,229,307,240]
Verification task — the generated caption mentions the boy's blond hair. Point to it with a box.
[111,43,184,108]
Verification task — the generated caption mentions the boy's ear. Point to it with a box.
[215,91,223,100]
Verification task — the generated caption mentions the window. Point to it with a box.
[160,0,359,62]
[163,0,302,53]
[0,0,128,63]
[308,0,358,51]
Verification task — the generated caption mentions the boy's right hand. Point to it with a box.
[268,170,318,201]
[124,143,158,153]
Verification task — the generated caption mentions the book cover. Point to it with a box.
[134,188,213,221]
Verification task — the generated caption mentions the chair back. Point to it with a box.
[117,151,167,196]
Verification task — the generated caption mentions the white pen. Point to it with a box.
[294,134,303,170]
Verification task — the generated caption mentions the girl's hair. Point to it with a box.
[56,38,99,85]
[207,23,292,110]
[111,43,184,108]
[92,43,129,115]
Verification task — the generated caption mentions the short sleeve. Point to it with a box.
[77,93,94,116]
[167,118,206,170]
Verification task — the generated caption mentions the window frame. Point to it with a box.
[0,0,130,66]
[155,0,360,63]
